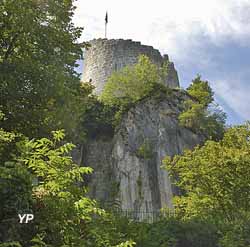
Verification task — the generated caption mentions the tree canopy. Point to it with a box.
[99,55,168,107]
[179,75,226,140]
[163,123,250,246]
[0,0,87,140]
[164,123,250,219]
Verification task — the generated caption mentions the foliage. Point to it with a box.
[163,123,250,223]
[136,218,218,247]
[80,208,220,247]
[219,211,250,247]
[115,241,136,247]
[0,243,22,247]
[82,212,137,247]
[0,114,33,243]
[81,94,118,139]
[179,75,226,140]
[0,0,87,141]
[0,126,104,246]
[186,76,214,107]
[21,130,106,246]
[100,55,168,108]
[95,215,219,247]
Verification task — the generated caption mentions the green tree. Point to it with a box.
[100,55,168,108]
[0,125,100,246]
[163,123,250,222]
[179,75,226,140]
[0,0,86,140]
[0,112,33,243]
[186,76,214,107]
[20,130,97,246]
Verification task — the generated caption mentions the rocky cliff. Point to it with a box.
[74,90,203,220]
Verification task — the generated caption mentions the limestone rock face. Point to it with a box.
[76,91,202,218]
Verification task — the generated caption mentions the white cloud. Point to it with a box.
[213,78,250,121]
[73,0,250,123]
[73,0,250,57]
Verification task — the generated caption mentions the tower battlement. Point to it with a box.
[82,38,179,95]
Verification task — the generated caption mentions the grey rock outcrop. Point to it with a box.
[75,90,203,220]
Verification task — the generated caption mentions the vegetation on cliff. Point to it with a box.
[96,55,173,130]
[179,75,226,140]
[100,55,169,107]
[1,0,249,246]
[99,55,226,141]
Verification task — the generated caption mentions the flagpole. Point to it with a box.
[105,11,108,38]
[105,22,107,38]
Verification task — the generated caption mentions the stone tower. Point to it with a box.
[82,38,179,95]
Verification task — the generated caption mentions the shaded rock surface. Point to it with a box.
[74,91,203,218]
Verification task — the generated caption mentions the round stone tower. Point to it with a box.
[82,38,179,95]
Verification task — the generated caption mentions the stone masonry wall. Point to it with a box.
[82,38,179,95]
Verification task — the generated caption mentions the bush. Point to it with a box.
[100,55,168,108]
[179,75,226,140]
[104,216,219,247]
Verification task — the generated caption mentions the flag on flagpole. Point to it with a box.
[105,11,108,24]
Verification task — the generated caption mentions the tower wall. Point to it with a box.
[82,38,179,95]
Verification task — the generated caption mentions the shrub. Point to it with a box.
[100,55,168,108]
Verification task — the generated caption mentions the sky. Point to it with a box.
[73,0,250,125]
